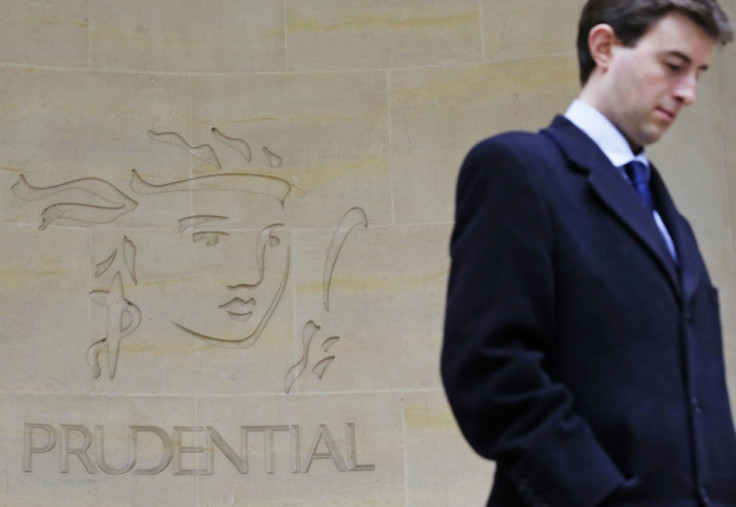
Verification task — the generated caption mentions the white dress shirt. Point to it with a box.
[564,99,678,262]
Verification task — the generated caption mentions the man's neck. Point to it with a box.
[564,99,647,167]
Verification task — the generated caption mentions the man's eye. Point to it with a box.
[193,231,229,246]
[665,62,683,72]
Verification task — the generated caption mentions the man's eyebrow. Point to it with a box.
[663,50,691,62]
[178,215,229,232]
[663,50,709,71]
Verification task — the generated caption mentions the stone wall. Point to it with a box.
[0,1,734,505]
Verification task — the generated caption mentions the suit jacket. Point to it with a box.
[441,116,736,507]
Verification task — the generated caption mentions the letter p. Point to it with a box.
[24,423,57,472]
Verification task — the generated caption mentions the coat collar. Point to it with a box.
[542,115,695,301]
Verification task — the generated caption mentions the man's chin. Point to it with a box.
[630,127,667,150]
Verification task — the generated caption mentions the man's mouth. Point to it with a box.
[656,106,677,122]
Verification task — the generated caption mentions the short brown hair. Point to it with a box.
[577,0,733,84]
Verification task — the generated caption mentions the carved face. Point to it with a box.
[130,169,292,349]
[11,127,366,386]
[173,222,291,347]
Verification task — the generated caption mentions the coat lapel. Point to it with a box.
[649,168,703,303]
[543,116,681,299]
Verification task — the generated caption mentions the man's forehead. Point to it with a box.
[639,11,716,62]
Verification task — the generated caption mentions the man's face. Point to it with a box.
[593,12,715,150]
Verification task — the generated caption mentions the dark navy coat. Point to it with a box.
[441,116,736,506]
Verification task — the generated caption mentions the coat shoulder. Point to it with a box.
[466,130,557,163]
[457,129,566,196]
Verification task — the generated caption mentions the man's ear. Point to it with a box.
[588,23,618,71]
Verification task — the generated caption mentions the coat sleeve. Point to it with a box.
[441,135,625,507]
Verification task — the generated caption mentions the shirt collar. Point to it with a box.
[564,99,649,169]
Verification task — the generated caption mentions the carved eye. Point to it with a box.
[192,231,230,246]
[268,235,281,247]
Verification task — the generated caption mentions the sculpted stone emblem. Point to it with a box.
[11,127,367,390]
[24,422,375,475]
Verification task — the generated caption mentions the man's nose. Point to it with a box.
[675,73,698,106]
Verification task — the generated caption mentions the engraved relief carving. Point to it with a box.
[10,126,368,387]
[147,130,222,170]
[132,128,294,349]
[323,207,368,311]
[262,146,283,168]
[284,321,321,394]
[283,321,345,393]
[209,125,284,168]
[169,223,291,348]
[179,215,231,246]
[87,271,142,379]
[123,236,137,285]
[130,169,290,207]
[282,206,367,393]
[95,250,117,278]
[25,422,374,475]
[211,127,252,162]
[129,130,361,365]
[178,215,229,233]
[312,355,337,380]
[89,236,141,379]
[11,174,138,229]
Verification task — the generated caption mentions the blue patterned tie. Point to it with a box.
[625,160,654,211]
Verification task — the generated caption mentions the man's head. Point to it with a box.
[577,1,732,151]
[578,0,732,85]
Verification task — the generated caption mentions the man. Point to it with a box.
[441,1,736,506]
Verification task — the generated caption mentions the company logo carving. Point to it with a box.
[11,127,368,391]
[24,422,375,475]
